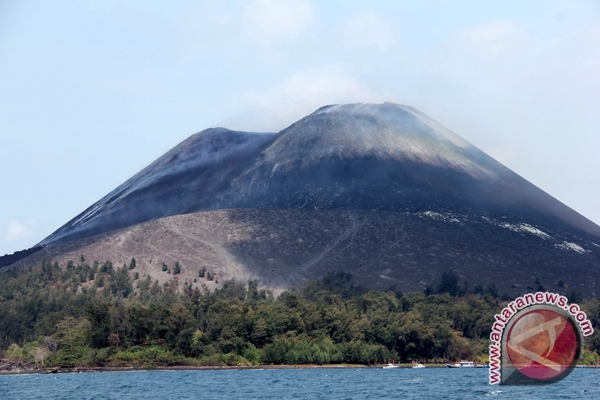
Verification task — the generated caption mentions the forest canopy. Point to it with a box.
[0,259,599,369]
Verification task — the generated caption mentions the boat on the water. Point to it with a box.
[446,361,481,368]
[383,363,399,369]
[412,363,426,369]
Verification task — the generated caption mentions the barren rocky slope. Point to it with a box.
[13,208,600,297]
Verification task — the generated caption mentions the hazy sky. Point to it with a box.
[1,0,599,256]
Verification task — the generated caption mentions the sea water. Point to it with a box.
[0,367,598,399]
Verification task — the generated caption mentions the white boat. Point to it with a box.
[412,363,426,369]
[383,363,399,369]
[446,361,480,368]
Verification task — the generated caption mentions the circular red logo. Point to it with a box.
[506,309,578,381]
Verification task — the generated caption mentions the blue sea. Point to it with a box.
[0,367,598,399]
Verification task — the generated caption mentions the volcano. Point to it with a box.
[8,103,600,296]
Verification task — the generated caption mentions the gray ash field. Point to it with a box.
[7,102,600,296]
[15,208,600,296]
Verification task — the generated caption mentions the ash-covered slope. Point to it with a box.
[40,102,600,248]
[40,128,279,245]
[220,103,593,231]
[18,208,600,297]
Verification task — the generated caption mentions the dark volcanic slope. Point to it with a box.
[39,102,600,247]
[17,208,600,297]
[39,128,279,245]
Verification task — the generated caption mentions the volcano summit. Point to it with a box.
[9,103,600,296]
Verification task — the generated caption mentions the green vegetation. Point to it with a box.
[0,261,599,369]
[173,261,181,275]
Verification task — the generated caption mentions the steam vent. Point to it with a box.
[8,103,600,296]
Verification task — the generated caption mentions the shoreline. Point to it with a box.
[2,363,597,376]
[0,363,441,375]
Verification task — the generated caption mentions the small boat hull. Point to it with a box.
[446,361,480,368]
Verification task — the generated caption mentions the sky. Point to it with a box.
[1,0,599,256]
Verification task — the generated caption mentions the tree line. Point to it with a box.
[0,259,598,369]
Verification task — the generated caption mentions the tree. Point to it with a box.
[566,289,584,304]
[54,317,92,367]
[485,283,499,298]
[107,333,121,349]
[423,284,435,296]
[110,302,131,348]
[108,266,133,298]
[129,257,137,270]
[33,346,50,367]
[6,343,24,366]
[55,317,91,347]
[437,271,460,296]
[173,261,181,275]
[44,336,58,352]
[100,261,113,274]
[535,277,545,292]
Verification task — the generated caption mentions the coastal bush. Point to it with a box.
[197,353,223,366]
[261,335,344,365]
[242,344,261,365]
[580,350,599,366]
[108,346,177,367]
